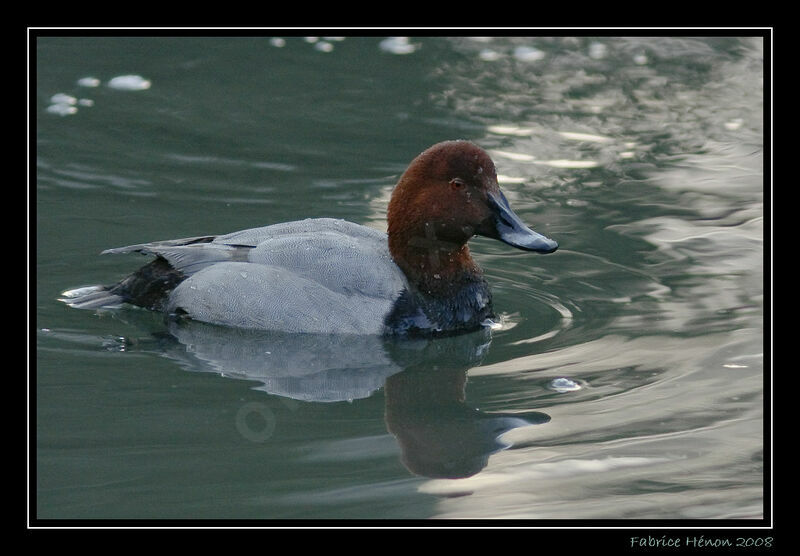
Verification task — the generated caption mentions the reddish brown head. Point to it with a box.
[387,141,557,294]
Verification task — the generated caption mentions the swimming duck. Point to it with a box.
[61,140,558,336]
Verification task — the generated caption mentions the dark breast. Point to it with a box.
[384,277,494,337]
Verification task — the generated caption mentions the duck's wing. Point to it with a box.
[101,218,389,280]
[103,235,250,277]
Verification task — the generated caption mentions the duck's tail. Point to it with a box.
[58,285,125,310]
[60,234,241,313]
[60,256,186,312]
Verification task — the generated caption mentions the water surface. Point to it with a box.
[34,35,767,524]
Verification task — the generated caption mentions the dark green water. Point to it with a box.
[34,35,766,522]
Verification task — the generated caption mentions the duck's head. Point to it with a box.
[387,141,557,284]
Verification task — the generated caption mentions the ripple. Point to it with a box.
[505,289,574,346]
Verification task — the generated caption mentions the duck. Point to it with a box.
[61,140,558,336]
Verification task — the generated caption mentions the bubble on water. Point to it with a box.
[513,46,545,62]
[77,76,101,87]
[50,93,77,105]
[47,90,97,116]
[588,42,608,59]
[549,377,582,393]
[46,102,77,116]
[269,37,286,48]
[379,37,419,55]
[724,118,744,130]
[107,75,151,90]
[479,48,502,62]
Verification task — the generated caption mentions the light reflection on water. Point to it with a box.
[426,36,764,520]
[35,35,765,521]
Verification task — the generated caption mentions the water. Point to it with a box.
[33,35,767,526]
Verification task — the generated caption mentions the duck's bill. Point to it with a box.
[480,190,558,253]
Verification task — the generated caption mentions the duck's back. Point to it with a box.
[70,219,410,334]
[230,219,404,300]
[168,219,408,333]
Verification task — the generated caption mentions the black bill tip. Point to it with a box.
[480,190,558,253]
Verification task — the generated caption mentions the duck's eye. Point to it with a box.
[449,178,466,190]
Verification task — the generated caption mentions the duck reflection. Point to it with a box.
[384,364,549,479]
[159,319,549,478]
[164,320,402,402]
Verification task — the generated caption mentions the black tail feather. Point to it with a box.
[61,256,186,312]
